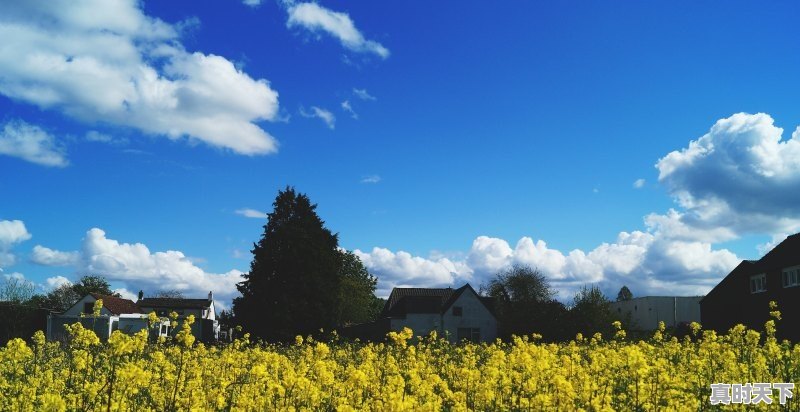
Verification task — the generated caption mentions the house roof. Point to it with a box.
[381,284,494,318]
[702,233,800,302]
[89,293,142,315]
[137,297,212,310]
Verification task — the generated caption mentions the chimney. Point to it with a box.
[208,291,213,301]
[137,290,144,301]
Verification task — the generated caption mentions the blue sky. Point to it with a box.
[2,0,800,306]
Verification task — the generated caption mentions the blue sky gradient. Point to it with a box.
[2,0,800,305]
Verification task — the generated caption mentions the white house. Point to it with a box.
[47,293,166,341]
[379,284,497,343]
[137,291,219,341]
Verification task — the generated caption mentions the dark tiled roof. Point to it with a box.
[382,284,495,317]
[137,298,212,310]
[90,293,141,315]
[702,233,800,302]
[382,287,455,317]
[754,233,800,271]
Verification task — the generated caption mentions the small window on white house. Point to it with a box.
[750,274,767,293]
[783,266,800,288]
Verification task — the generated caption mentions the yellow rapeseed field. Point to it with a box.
[1,300,798,411]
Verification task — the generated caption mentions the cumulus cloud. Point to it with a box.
[357,231,739,300]
[286,2,389,59]
[341,100,358,119]
[353,247,472,297]
[353,88,376,101]
[45,275,71,289]
[77,228,244,304]
[300,106,336,129]
[235,208,268,219]
[360,175,381,184]
[0,120,68,167]
[242,0,263,7]
[0,0,280,155]
[656,113,800,240]
[0,220,32,267]
[358,113,800,299]
[0,220,32,246]
[34,228,245,306]
[633,178,645,189]
[31,245,80,266]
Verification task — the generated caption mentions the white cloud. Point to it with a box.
[633,178,645,189]
[300,106,336,129]
[85,130,127,146]
[341,100,358,119]
[0,120,68,167]
[235,208,268,219]
[45,275,71,289]
[0,220,32,247]
[360,175,381,184]
[356,230,740,300]
[78,228,244,304]
[113,287,138,302]
[286,2,389,59]
[353,247,472,297]
[31,245,80,266]
[242,0,263,7]
[0,220,32,267]
[353,88,376,101]
[0,0,280,155]
[656,113,800,240]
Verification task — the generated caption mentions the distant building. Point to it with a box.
[340,284,497,343]
[47,291,220,343]
[47,293,161,341]
[701,233,800,341]
[137,292,219,342]
[610,296,702,331]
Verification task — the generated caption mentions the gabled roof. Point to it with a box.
[137,297,212,310]
[89,293,142,315]
[381,284,494,318]
[702,233,800,302]
[755,233,800,271]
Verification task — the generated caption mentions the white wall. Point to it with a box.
[388,288,498,343]
[610,296,702,331]
[62,295,114,317]
[441,290,497,342]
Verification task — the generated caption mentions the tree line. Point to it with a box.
[1,186,636,344]
[229,186,635,342]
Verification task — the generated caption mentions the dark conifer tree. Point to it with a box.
[232,187,342,341]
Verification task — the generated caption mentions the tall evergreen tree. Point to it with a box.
[233,187,342,342]
[616,285,633,301]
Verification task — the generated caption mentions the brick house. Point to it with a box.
[701,233,800,341]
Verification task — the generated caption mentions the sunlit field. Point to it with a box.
[1,303,797,411]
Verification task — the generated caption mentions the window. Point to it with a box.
[783,266,800,288]
[457,328,481,342]
[83,302,94,314]
[160,324,170,336]
[452,306,463,316]
[750,274,767,293]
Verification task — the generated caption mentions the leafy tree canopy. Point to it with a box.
[481,265,568,341]
[337,250,381,326]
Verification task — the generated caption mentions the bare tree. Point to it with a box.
[0,276,36,304]
[153,290,185,299]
